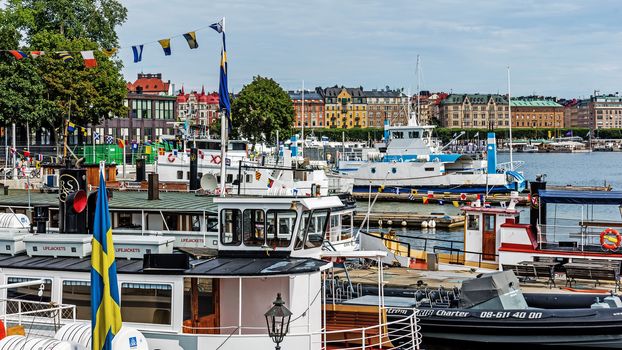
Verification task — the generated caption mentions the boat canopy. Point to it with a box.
[539,190,622,205]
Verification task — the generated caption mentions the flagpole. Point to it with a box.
[219,111,226,197]
[92,128,95,164]
[301,80,304,159]
[507,66,514,171]
[26,121,30,168]
[122,136,126,179]
[12,123,16,170]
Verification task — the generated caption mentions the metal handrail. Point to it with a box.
[433,246,498,267]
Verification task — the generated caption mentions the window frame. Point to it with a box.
[220,209,243,246]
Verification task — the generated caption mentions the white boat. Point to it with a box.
[338,121,526,194]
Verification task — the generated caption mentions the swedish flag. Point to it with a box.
[91,169,122,350]
[219,33,231,131]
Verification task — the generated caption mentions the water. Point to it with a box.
[357,152,622,250]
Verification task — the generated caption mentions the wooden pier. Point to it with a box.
[354,211,465,229]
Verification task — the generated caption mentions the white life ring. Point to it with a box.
[167,153,175,162]
[214,187,222,195]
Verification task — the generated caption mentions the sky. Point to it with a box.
[117,0,622,98]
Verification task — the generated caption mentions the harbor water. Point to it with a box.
[357,152,622,252]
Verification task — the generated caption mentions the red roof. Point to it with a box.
[127,73,170,94]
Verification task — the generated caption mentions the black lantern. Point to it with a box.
[264,293,292,350]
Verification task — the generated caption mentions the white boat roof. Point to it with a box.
[321,250,388,259]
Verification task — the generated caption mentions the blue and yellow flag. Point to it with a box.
[158,39,171,56]
[218,33,231,132]
[67,122,76,133]
[58,51,73,62]
[91,169,122,350]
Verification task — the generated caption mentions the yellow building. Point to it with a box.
[320,86,367,128]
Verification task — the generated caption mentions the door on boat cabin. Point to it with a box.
[482,214,496,261]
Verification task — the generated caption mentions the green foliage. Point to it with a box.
[0,0,128,139]
[231,76,295,145]
[296,128,383,142]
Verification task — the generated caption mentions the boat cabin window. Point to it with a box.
[467,214,480,230]
[221,209,242,245]
[183,278,218,334]
[295,209,329,250]
[408,131,421,139]
[121,283,172,325]
[177,171,184,180]
[243,209,266,246]
[294,210,310,250]
[392,131,404,139]
[230,142,247,151]
[266,210,297,247]
[62,280,91,320]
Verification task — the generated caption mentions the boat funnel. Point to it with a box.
[383,119,390,141]
[486,132,497,174]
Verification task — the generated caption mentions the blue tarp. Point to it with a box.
[539,190,622,205]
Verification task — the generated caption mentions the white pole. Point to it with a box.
[507,66,514,171]
[416,54,421,124]
[219,111,227,197]
[122,136,126,179]
[301,80,305,158]
[26,121,30,168]
[12,123,16,169]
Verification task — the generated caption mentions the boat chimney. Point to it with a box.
[148,173,160,200]
[58,168,88,234]
[32,205,49,234]
[486,132,497,174]
[529,175,547,234]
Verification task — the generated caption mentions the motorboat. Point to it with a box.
[385,270,622,348]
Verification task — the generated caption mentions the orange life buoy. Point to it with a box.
[600,228,621,251]
[167,153,175,162]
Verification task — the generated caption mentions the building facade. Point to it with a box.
[591,94,622,129]
[288,90,325,128]
[95,73,177,144]
[411,91,448,126]
[439,94,509,128]
[364,88,408,127]
[177,87,220,128]
[510,99,564,128]
[320,86,367,128]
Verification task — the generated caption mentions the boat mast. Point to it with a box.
[507,66,514,171]
[416,54,421,125]
[301,80,304,159]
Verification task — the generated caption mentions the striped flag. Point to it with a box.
[67,122,76,133]
[183,32,199,49]
[91,168,122,350]
[158,39,171,56]
[9,50,27,60]
[101,48,118,57]
[58,51,73,62]
[132,45,144,63]
[80,50,97,68]
[30,51,44,58]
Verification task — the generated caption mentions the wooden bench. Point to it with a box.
[571,258,621,271]
[324,304,388,347]
[502,264,556,288]
[564,263,620,291]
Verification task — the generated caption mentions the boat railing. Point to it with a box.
[539,224,621,251]
[318,307,421,350]
[497,160,526,172]
[0,298,76,336]
[433,246,498,267]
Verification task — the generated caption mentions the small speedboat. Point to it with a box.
[386,271,622,349]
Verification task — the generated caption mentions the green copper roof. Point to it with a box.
[510,100,562,107]
[0,190,217,213]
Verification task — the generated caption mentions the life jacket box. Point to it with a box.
[113,235,174,259]
[0,232,33,256]
[24,234,92,258]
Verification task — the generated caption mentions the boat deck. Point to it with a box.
[336,263,619,294]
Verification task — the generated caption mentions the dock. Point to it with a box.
[354,211,465,229]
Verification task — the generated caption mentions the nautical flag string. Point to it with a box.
[80,50,97,68]
[101,48,118,57]
[58,51,73,62]
[91,167,123,350]
[9,50,27,60]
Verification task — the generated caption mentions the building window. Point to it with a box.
[121,283,172,325]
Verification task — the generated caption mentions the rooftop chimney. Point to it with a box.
[148,173,160,200]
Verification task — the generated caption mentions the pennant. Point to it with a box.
[145,146,152,155]
[158,39,171,56]
[67,122,76,133]
[38,154,43,162]
[422,197,429,204]
[210,19,224,33]
[80,50,97,68]
[101,48,118,57]
[132,45,144,63]
[58,51,73,62]
[9,50,28,60]
[183,32,199,49]
[105,135,114,144]
[452,201,460,208]
[116,138,125,149]
[23,150,30,157]
[81,127,88,137]
[267,178,274,188]
[255,171,261,180]
[408,194,415,201]
[94,132,101,141]
[30,51,44,58]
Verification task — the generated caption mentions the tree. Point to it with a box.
[0,0,128,144]
[231,76,295,146]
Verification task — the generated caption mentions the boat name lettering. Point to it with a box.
[43,246,65,251]
[435,310,469,317]
[479,311,542,319]
[386,308,409,315]
[417,309,435,317]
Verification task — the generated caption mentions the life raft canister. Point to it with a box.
[600,228,621,251]
[167,153,175,162]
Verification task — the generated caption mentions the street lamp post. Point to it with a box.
[264,293,292,350]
